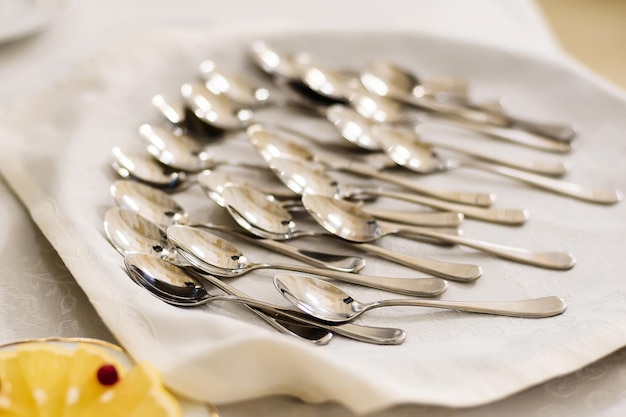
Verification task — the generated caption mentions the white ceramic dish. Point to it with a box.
[0,0,70,44]
[0,24,625,414]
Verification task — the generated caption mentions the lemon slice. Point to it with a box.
[0,339,181,417]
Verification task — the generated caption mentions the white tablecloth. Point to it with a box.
[1,1,624,416]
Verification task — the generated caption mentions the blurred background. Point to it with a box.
[538,0,626,89]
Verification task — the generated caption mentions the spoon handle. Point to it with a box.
[265,263,448,297]
[430,141,569,177]
[462,161,622,205]
[444,118,573,154]
[375,296,567,318]
[344,185,529,225]
[337,159,495,207]
[351,243,481,282]
[363,208,464,227]
[198,274,406,345]
[383,222,576,270]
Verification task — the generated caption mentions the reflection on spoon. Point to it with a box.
[274,273,567,322]
[167,224,448,297]
[125,253,407,345]
[301,193,576,270]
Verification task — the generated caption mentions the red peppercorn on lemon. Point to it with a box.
[0,341,181,417]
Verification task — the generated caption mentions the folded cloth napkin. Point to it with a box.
[1,23,626,414]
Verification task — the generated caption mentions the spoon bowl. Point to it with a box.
[274,273,567,322]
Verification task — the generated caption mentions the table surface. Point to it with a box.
[1,1,625,416]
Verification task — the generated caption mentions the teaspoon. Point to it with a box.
[219,184,483,282]
[274,273,567,322]
[267,156,529,226]
[167,225,448,297]
[105,209,334,343]
[200,168,462,228]
[326,104,569,177]
[361,60,577,142]
[199,59,272,107]
[248,124,494,207]
[375,125,622,205]
[349,88,573,154]
[301,193,576,270]
[125,253,407,345]
[110,179,364,273]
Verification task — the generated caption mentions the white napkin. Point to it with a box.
[1,23,626,414]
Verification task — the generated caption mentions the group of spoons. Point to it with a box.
[103,41,623,345]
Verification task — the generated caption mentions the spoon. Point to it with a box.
[219,184,483,282]
[110,179,365,273]
[199,59,272,107]
[248,124,495,207]
[200,168,462,228]
[375,125,622,205]
[167,225,448,297]
[349,88,573,154]
[274,273,567,322]
[104,207,180,262]
[267,156,529,226]
[111,145,295,199]
[302,193,576,270]
[105,208,333,344]
[361,60,577,142]
[125,253,407,345]
[326,104,570,177]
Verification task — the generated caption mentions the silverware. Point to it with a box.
[248,124,495,207]
[301,193,576,270]
[219,184,483,282]
[374,125,622,205]
[167,224,449,297]
[124,253,407,345]
[274,273,567,322]
[110,180,365,273]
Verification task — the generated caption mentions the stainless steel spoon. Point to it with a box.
[361,59,577,142]
[375,125,622,205]
[349,88,573,154]
[105,208,333,344]
[124,252,333,344]
[111,146,295,198]
[219,184,483,282]
[274,273,567,322]
[326,104,570,177]
[267,156,529,226]
[200,167,462,228]
[248,124,494,207]
[167,225,448,297]
[125,253,407,345]
[110,179,365,273]
[301,193,576,270]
